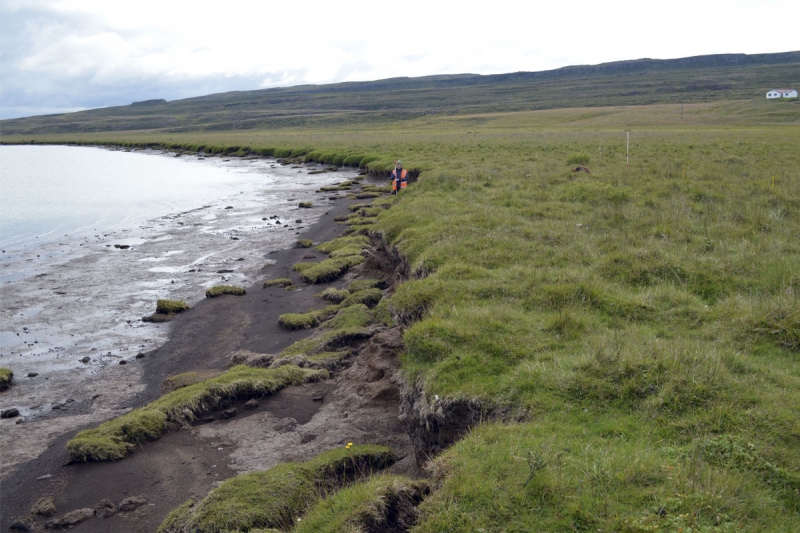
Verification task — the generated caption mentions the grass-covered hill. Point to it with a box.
[1,51,799,135]
[2,55,799,531]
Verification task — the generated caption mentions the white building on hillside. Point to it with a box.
[766,89,798,99]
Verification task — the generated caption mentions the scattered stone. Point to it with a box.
[9,518,33,531]
[312,393,325,402]
[1,408,20,418]
[31,497,56,517]
[79,356,90,364]
[45,508,95,528]
[135,353,145,359]
[303,253,316,259]
[27,372,39,378]
[118,495,147,513]
[244,399,259,410]
[216,269,234,273]
[275,220,281,225]
[119,360,127,365]
[96,499,117,518]
[16,417,24,424]
[221,408,238,419]
[36,474,53,481]
[295,219,302,223]
[224,206,234,210]
[113,244,130,249]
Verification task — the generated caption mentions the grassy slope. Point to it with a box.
[4,98,799,531]
[2,52,799,134]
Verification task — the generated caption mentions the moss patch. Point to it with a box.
[205,285,246,297]
[321,304,373,330]
[158,445,397,533]
[296,239,314,248]
[67,365,326,462]
[0,368,12,392]
[298,201,313,208]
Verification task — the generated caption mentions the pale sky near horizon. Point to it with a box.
[0,0,797,120]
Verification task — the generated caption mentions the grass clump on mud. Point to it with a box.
[263,277,293,288]
[293,255,364,284]
[205,285,246,297]
[67,365,327,462]
[155,299,189,314]
[318,287,350,303]
[157,445,396,533]
[0,368,13,391]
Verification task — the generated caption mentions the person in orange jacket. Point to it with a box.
[391,161,408,194]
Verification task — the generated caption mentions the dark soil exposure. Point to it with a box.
[0,179,418,532]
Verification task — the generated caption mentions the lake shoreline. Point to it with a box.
[0,150,363,478]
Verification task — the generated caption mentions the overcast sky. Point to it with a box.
[1,0,797,120]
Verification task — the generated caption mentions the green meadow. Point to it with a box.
[5,97,799,531]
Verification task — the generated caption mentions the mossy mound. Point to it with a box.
[263,278,293,288]
[155,299,190,314]
[315,235,369,255]
[67,365,326,462]
[296,239,314,248]
[318,287,350,304]
[205,285,246,297]
[348,278,387,293]
[298,256,365,284]
[295,474,429,533]
[0,368,13,392]
[157,445,397,533]
[298,201,313,208]
[161,370,222,392]
[279,305,341,330]
[341,288,383,309]
[321,304,373,330]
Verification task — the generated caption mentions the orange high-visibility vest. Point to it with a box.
[391,168,408,191]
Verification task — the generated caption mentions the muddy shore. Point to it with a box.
[1,170,418,532]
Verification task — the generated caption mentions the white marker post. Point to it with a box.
[626,129,630,167]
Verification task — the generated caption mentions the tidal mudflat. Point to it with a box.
[0,152,360,477]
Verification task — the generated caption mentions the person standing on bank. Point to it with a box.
[391,161,408,195]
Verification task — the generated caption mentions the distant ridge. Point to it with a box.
[2,51,799,135]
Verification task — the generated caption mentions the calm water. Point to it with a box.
[0,145,272,249]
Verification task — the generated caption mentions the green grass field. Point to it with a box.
[4,96,799,531]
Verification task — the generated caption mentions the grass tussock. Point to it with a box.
[155,299,189,314]
[161,370,222,391]
[0,368,12,391]
[67,365,327,462]
[205,285,245,297]
[295,474,429,533]
[348,278,387,293]
[278,305,338,330]
[263,277,293,288]
[296,255,365,284]
[318,287,350,304]
[157,445,396,533]
[296,239,314,248]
